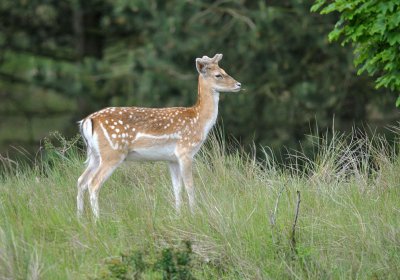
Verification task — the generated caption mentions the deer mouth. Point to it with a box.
[232,83,242,92]
[233,82,242,92]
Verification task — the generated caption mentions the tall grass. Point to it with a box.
[0,128,399,279]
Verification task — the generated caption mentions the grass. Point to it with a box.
[0,129,399,279]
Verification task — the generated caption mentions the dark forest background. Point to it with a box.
[0,0,398,159]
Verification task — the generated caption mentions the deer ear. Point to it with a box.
[196,58,207,74]
[213,53,223,63]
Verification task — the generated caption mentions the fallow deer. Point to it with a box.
[77,54,241,218]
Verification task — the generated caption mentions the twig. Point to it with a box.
[269,184,285,227]
[290,191,301,252]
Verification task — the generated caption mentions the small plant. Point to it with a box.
[96,251,146,280]
[37,132,81,175]
[156,241,195,280]
[42,131,81,161]
[94,241,196,280]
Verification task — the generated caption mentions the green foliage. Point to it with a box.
[311,0,400,105]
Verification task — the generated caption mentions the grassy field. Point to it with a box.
[0,130,399,279]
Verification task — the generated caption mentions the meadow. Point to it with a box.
[0,129,399,279]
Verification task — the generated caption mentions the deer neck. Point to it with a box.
[194,75,220,135]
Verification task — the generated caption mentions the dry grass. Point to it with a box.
[0,128,399,279]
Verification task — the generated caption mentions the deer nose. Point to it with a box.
[236,82,241,87]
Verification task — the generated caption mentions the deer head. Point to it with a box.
[196,54,241,93]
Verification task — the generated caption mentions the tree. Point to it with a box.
[0,0,397,157]
[311,1,400,106]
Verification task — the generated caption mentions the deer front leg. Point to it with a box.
[168,162,182,212]
[179,156,195,213]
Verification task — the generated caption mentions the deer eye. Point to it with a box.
[215,74,223,79]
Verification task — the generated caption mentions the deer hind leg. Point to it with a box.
[168,162,182,212]
[179,156,195,213]
[87,155,125,219]
[77,151,100,216]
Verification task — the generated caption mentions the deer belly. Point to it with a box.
[127,144,177,161]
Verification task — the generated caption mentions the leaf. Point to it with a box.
[320,3,339,14]
[328,28,342,42]
[310,0,326,12]
[387,32,400,46]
